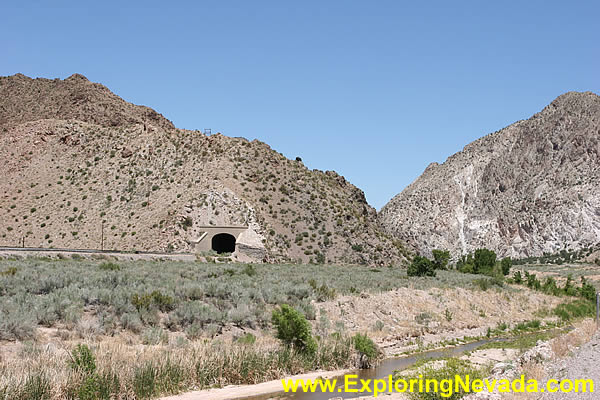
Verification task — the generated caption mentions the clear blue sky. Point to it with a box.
[3,1,599,209]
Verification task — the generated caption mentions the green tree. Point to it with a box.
[474,248,496,274]
[407,255,436,277]
[272,304,317,355]
[500,257,512,276]
[432,249,450,270]
[456,253,475,274]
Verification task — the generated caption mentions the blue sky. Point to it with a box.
[3,1,599,209]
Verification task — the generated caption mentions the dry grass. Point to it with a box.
[550,319,596,358]
[318,285,563,349]
[0,333,354,399]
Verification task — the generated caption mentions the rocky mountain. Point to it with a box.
[0,74,408,266]
[380,91,600,258]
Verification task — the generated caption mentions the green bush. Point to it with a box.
[407,255,436,277]
[72,371,120,400]
[132,291,175,312]
[473,248,496,274]
[242,264,257,277]
[70,344,96,375]
[501,257,512,276]
[404,358,488,400]
[353,333,378,360]
[512,270,523,284]
[553,299,595,321]
[578,277,596,302]
[19,373,51,400]
[98,262,120,271]
[271,304,317,355]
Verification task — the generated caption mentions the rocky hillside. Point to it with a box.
[380,91,600,258]
[0,74,408,266]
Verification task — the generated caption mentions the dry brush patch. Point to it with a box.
[316,284,564,354]
[0,334,355,399]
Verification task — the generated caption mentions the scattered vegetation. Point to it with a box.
[403,358,490,400]
[0,259,485,340]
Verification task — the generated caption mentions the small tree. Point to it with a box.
[474,248,496,274]
[272,304,317,355]
[500,257,512,276]
[407,255,436,277]
[432,249,450,270]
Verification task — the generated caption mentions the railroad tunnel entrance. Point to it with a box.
[211,233,236,254]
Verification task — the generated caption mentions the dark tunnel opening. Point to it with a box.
[211,233,236,254]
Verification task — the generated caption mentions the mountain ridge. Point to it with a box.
[0,73,408,266]
[380,90,600,258]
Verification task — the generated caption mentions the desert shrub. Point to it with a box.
[473,278,490,291]
[578,277,596,302]
[98,262,120,271]
[119,312,143,333]
[407,255,436,277]
[242,264,257,276]
[181,217,193,231]
[309,280,336,301]
[171,301,223,328]
[0,267,17,276]
[142,327,169,345]
[563,275,578,296]
[132,291,175,312]
[512,270,523,284]
[542,276,561,296]
[272,304,317,355]
[525,272,541,290]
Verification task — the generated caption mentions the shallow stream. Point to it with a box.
[243,329,565,400]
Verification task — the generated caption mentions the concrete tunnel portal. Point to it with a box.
[192,226,248,254]
[211,233,236,254]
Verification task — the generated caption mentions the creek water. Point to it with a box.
[242,332,551,400]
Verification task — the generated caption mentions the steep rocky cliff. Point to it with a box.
[380,91,600,258]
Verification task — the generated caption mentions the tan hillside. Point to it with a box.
[379,91,600,258]
[0,74,408,266]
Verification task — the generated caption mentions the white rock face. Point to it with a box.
[380,92,600,258]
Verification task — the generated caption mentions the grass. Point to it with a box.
[476,330,562,352]
[402,358,490,400]
[0,335,355,400]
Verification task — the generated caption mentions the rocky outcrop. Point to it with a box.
[380,91,600,258]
